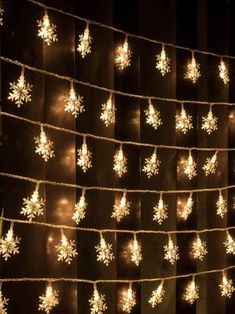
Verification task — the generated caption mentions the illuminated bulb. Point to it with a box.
[156,45,170,76]
[130,233,142,266]
[148,280,165,307]
[77,136,92,172]
[184,150,197,180]
[95,232,114,266]
[72,189,87,224]
[143,147,161,178]
[55,229,78,264]
[219,272,234,298]
[191,234,208,261]
[122,283,136,313]
[202,151,218,176]
[185,51,201,83]
[64,81,84,117]
[89,284,107,314]
[163,234,179,265]
[218,59,229,84]
[153,193,168,225]
[111,191,131,222]
[201,106,218,134]
[144,99,162,130]
[113,144,127,177]
[37,12,58,45]
[216,190,227,218]
[8,67,32,107]
[176,103,193,134]
[38,283,59,313]
[0,223,20,261]
[21,183,45,221]
[183,277,199,304]
[224,231,235,255]
[35,125,55,162]
[100,93,116,127]
[115,36,131,70]
[0,284,8,314]
[0,8,4,26]
[77,23,92,58]
[178,193,194,220]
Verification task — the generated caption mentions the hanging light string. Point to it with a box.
[1,55,235,107]
[25,0,235,60]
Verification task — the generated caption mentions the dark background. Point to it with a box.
[1,0,235,313]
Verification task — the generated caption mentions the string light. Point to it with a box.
[177,193,194,220]
[142,147,161,178]
[100,93,116,127]
[219,271,234,298]
[148,280,165,308]
[201,105,218,134]
[224,231,235,255]
[218,59,229,84]
[184,150,197,180]
[0,283,8,314]
[130,233,142,266]
[38,283,59,313]
[8,67,32,107]
[0,7,4,26]
[89,284,107,314]
[183,276,199,304]
[21,182,45,221]
[144,99,162,130]
[0,222,20,261]
[156,44,170,76]
[122,282,136,313]
[111,191,131,222]
[35,125,55,162]
[115,35,131,70]
[216,190,227,218]
[95,232,114,266]
[153,192,168,225]
[77,22,92,58]
[176,103,193,134]
[64,81,84,117]
[113,144,127,177]
[72,189,87,224]
[55,229,78,264]
[37,11,58,45]
[184,51,201,83]
[190,234,208,261]
[202,151,218,176]
[77,136,92,172]
[163,234,179,265]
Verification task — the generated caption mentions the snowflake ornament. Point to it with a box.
[77,23,92,58]
[115,37,131,70]
[183,278,199,304]
[122,283,136,313]
[95,233,114,266]
[177,193,194,220]
[35,126,55,162]
[148,281,165,308]
[21,184,45,221]
[218,59,229,85]
[38,284,59,313]
[143,148,161,178]
[202,151,218,176]
[89,285,107,314]
[191,234,208,261]
[0,287,8,314]
[64,82,84,117]
[145,100,162,130]
[164,235,179,265]
[184,150,197,180]
[224,231,235,255]
[216,191,227,218]
[111,191,131,222]
[77,136,92,172]
[219,273,234,298]
[72,190,87,224]
[156,45,170,76]
[100,94,115,127]
[185,52,201,83]
[130,234,142,266]
[176,104,193,134]
[201,107,218,134]
[37,13,58,45]
[153,193,168,225]
[0,223,20,261]
[55,230,77,264]
[113,145,127,177]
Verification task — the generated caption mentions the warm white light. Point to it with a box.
[38,283,59,313]
[201,106,218,134]
[55,229,78,265]
[163,234,179,265]
[148,280,165,307]
[145,99,162,130]
[156,45,170,76]
[37,12,58,45]
[143,147,161,178]
[95,232,114,266]
[113,144,127,177]
[112,191,131,222]
[218,59,229,84]
[100,93,116,127]
[72,189,87,224]
[77,23,92,58]
[219,272,234,298]
[177,193,194,220]
[8,67,32,107]
[130,233,142,266]
[35,125,55,162]
[216,190,227,218]
[89,284,107,314]
[185,51,201,83]
[115,36,131,70]
[0,8,4,26]
[184,150,197,180]
[153,193,168,225]
[122,283,136,313]
[0,222,20,261]
[183,277,199,304]
[176,103,193,134]
[190,234,208,261]
[77,136,92,172]
[0,284,8,314]
[202,151,218,176]
[64,81,84,117]
[224,231,235,255]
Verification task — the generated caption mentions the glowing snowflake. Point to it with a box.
[77,24,92,58]
[89,288,107,314]
[224,232,235,254]
[143,149,161,178]
[202,152,218,176]
[219,274,234,298]
[0,225,20,260]
[218,60,229,84]
[72,192,87,224]
[35,127,55,162]
[64,84,84,117]
[201,109,218,134]
[37,14,58,45]
[95,234,114,266]
[38,285,59,313]
[176,105,193,134]
[100,94,115,127]
[122,285,136,313]
[191,235,208,261]
[153,195,168,225]
[148,282,165,307]
[216,192,227,218]
[111,192,131,222]
[145,102,162,129]
[156,46,170,76]
[184,152,197,180]
[130,235,142,266]
[183,279,199,304]
[55,233,77,264]
[77,140,92,172]
[185,54,201,83]
[0,289,8,314]
[21,188,45,221]
[115,38,131,70]
[164,236,179,265]
[113,146,127,177]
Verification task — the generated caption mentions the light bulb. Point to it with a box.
[35,125,55,161]
[115,36,131,70]
[153,193,168,224]
[113,145,127,177]
[202,151,218,176]
[100,93,116,127]
[143,147,161,178]
[201,106,218,134]
[8,67,32,107]
[77,136,92,172]
[176,103,193,134]
[219,272,234,298]
[156,45,170,76]
[130,234,142,266]
[77,23,92,58]
[185,52,201,83]
[89,284,107,314]
[64,81,84,117]
[55,229,78,264]
[21,183,45,221]
[72,189,87,224]
[216,190,227,218]
[145,99,162,129]
[148,280,165,307]
[190,234,208,261]
[177,193,194,220]
[224,231,235,255]
[0,222,20,260]
[163,234,179,265]
[38,283,59,313]
[183,277,199,304]
[122,283,136,313]
[184,150,197,180]
[95,232,114,266]
[111,191,131,222]
[37,12,58,45]
[218,59,229,84]
[0,7,4,26]
[0,284,9,314]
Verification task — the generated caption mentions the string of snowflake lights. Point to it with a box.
[130,233,142,266]
[176,103,193,134]
[21,182,45,221]
[72,189,87,224]
[35,125,55,162]
[216,190,227,218]
[218,59,229,85]
[177,193,194,220]
[184,51,201,83]
[202,151,218,176]
[64,81,84,117]
[190,234,208,261]
[100,93,116,127]
[153,192,168,225]
[0,283,8,314]
[38,282,59,313]
[113,144,127,177]
[89,283,107,314]
[148,280,165,308]
[77,22,92,58]
[115,35,131,70]
[224,231,235,255]
[163,234,179,265]
[8,66,33,107]
[142,147,161,178]
[144,98,162,130]
[0,7,4,26]
[201,105,218,134]
[55,229,78,265]
[122,282,136,313]
[77,136,92,172]
[37,11,58,45]
[95,232,114,266]
[184,150,197,180]
[156,44,171,76]
[183,276,199,304]
[0,222,20,261]
[111,191,131,222]
[219,271,235,298]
